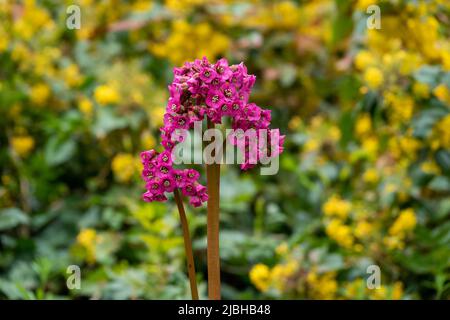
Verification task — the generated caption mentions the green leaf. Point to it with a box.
[93,107,127,137]
[412,108,447,138]
[428,176,450,192]
[435,149,450,174]
[45,136,76,166]
[413,65,441,86]
[0,208,29,231]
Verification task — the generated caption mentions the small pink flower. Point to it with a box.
[215,58,233,80]
[206,90,225,109]
[199,67,217,83]
[220,83,237,102]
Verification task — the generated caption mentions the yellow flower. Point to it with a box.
[329,126,341,142]
[94,84,120,105]
[384,235,405,250]
[77,228,97,264]
[288,116,302,130]
[412,82,430,99]
[271,1,301,29]
[306,270,338,299]
[355,114,372,136]
[249,264,271,292]
[150,20,229,66]
[364,67,384,89]
[112,153,136,183]
[270,260,298,292]
[362,136,379,158]
[141,131,156,150]
[0,27,8,52]
[11,135,35,157]
[150,106,165,127]
[389,208,417,237]
[363,168,379,184]
[392,281,403,300]
[356,0,378,11]
[275,242,289,256]
[323,195,351,219]
[326,219,354,248]
[63,64,83,87]
[303,138,320,153]
[30,83,51,106]
[77,228,97,248]
[432,114,450,149]
[78,97,93,116]
[441,49,450,71]
[385,93,415,123]
[433,84,450,104]
[354,220,373,239]
[354,50,375,70]
[420,161,440,175]
[344,278,365,298]
[132,0,153,12]
[370,285,387,300]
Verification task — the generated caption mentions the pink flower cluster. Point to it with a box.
[141,57,284,206]
[141,150,207,207]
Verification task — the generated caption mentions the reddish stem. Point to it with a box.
[206,119,221,300]
[174,188,199,300]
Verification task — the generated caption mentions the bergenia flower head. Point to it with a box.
[141,57,284,207]
[140,149,206,207]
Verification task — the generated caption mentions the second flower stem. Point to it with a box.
[206,119,221,300]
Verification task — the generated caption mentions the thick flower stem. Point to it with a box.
[173,188,199,300]
[206,119,221,300]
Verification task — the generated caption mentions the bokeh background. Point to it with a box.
[1,0,449,299]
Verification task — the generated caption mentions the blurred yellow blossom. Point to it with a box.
[275,242,289,256]
[62,64,83,87]
[270,260,298,291]
[112,153,136,183]
[249,263,271,292]
[11,135,35,157]
[288,116,302,130]
[392,281,404,300]
[389,208,417,237]
[355,114,372,137]
[412,82,430,99]
[150,20,229,66]
[306,270,338,299]
[354,220,373,239]
[370,285,388,300]
[354,50,375,70]
[363,168,379,184]
[94,84,120,105]
[326,219,354,248]
[384,235,404,250]
[77,228,97,264]
[362,136,379,158]
[141,131,156,150]
[323,195,351,219]
[432,114,450,149]
[433,84,450,104]
[420,161,440,175]
[30,83,51,106]
[78,97,93,117]
[364,67,383,89]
